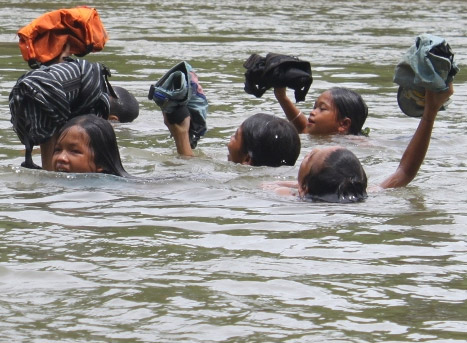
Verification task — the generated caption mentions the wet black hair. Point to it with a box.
[241,113,301,167]
[57,115,129,177]
[109,86,139,123]
[328,87,368,135]
[302,148,367,203]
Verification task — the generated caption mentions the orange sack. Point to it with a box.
[17,7,108,68]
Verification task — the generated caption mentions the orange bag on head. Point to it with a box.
[17,7,108,68]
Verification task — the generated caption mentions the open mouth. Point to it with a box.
[55,165,69,172]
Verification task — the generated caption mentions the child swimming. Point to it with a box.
[164,112,301,167]
[150,61,302,167]
[52,115,129,177]
[274,86,368,136]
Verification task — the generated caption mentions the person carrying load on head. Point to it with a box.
[9,7,139,171]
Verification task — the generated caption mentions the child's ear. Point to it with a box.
[242,153,253,165]
[298,182,308,197]
[108,114,119,121]
[338,117,351,134]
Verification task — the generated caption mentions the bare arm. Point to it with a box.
[274,87,308,133]
[163,114,194,157]
[379,84,454,189]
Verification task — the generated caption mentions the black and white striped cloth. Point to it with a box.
[9,58,111,146]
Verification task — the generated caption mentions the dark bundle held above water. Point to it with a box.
[243,53,313,102]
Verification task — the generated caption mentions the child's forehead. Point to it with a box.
[316,90,333,103]
[59,125,90,142]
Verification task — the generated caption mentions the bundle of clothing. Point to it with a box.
[17,6,108,68]
[9,58,115,168]
[148,61,209,149]
[394,34,459,117]
[243,53,313,102]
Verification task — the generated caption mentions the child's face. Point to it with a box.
[227,125,250,164]
[306,91,341,135]
[52,126,102,173]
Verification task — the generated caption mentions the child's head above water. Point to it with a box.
[228,113,301,167]
[298,146,368,203]
[310,87,368,135]
[52,115,129,177]
[326,87,368,135]
[108,86,140,123]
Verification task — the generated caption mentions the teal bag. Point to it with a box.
[149,61,208,148]
[393,34,459,117]
[394,34,459,92]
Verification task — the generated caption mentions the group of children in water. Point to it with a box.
[163,78,453,202]
[9,40,454,203]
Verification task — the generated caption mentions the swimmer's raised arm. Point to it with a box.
[379,83,454,189]
[163,113,194,157]
[274,87,308,133]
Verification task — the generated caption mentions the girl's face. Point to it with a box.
[227,125,250,164]
[297,146,339,196]
[307,91,346,135]
[52,126,102,173]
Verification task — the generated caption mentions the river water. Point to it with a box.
[0,0,466,342]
